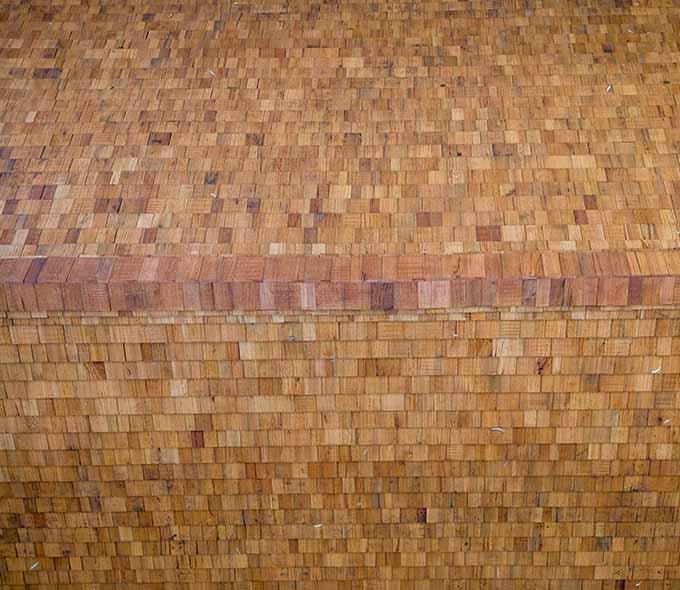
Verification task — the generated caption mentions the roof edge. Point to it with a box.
[0,254,678,312]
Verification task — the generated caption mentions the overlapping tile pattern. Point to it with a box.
[1,0,680,259]
[0,309,679,588]
[2,0,680,588]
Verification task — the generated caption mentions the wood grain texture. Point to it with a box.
[2,0,680,588]
[1,0,680,261]
[2,253,680,312]
[0,308,679,589]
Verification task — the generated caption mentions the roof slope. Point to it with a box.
[1,0,680,310]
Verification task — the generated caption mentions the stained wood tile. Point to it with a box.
[1,1,680,588]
